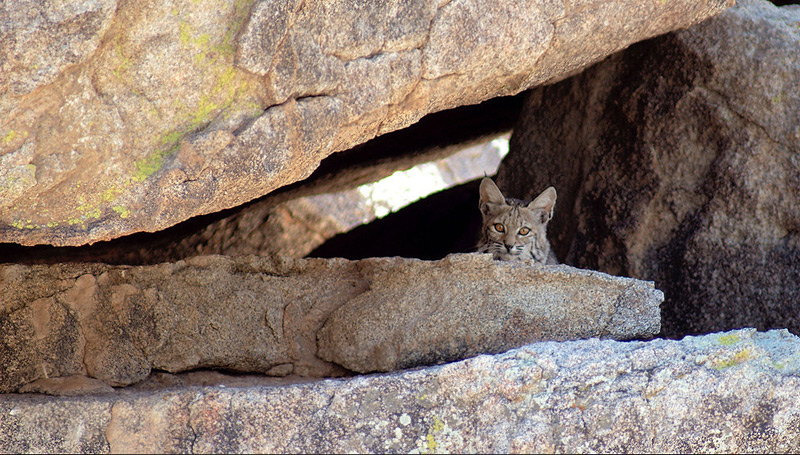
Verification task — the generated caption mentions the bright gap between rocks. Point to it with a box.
[295,134,509,237]
[361,135,510,219]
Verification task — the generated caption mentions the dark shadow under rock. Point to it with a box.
[309,180,484,260]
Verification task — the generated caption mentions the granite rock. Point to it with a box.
[318,255,662,373]
[0,0,732,246]
[498,0,800,337]
[0,253,661,392]
[2,328,798,453]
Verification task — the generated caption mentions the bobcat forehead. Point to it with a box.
[476,178,558,265]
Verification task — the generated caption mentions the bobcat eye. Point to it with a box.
[493,223,505,233]
[519,227,531,236]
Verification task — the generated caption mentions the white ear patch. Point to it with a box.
[528,186,557,221]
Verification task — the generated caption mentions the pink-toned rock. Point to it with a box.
[2,329,799,453]
[1,254,661,392]
[0,0,732,247]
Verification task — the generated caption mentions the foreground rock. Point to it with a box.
[0,0,732,247]
[498,0,800,337]
[2,328,798,453]
[0,254,661,393]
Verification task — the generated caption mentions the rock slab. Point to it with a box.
[0,254,661,393]
[2,328,799,453]
[0,0,732,246]
[318,255,662,373]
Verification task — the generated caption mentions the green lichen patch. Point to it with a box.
[112,205,131,219]
[218,0,256,57]
[2,130,18,145]
[11,219,35,229]
[111,41,133,81]
[1,129,30,147]
[100,187,122,203]
[718,334,741,346]
[712,348,753,370]
[133,144,178,183]
[417,416,447,454]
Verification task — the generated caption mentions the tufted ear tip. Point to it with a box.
[479,178,506,206]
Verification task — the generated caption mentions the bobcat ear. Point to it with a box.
[479,178,506,206]
[528,186,557,222]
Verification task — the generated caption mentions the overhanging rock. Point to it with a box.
[0,0,733,246]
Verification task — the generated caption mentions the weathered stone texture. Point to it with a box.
[0,253,661,393]
[318,255,662,373]
[0,255,352,391]
[0,0,117,96]
[0,0,732,247]
[498,0,800,337]
[2,329,799,453]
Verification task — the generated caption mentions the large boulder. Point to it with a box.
[0,99,518,265]
[498,0,800,337]
[0,254,662,393]
[2,328,799,453]
[0,0,732,247]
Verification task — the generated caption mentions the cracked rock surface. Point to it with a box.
[0,0,732,247]
[0,253,661,393]
[2,328,799,453]
[498,0,800,338]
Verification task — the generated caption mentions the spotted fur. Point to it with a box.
[476,178,558,264]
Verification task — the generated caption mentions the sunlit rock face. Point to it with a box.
[0,0,732,248]
[11,1,800,453]
[3,329,800,453]
[1,253,661,393]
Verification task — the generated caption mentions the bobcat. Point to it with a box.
[477,177,558,264]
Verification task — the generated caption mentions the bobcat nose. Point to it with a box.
[504,244,513,252]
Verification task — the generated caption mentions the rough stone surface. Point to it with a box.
[19,375,115,396]
[0,0,117,96]
[0,255,355,392]
[0,0,732,247]
[0,253,661,393]
[318,255,662,373]
[498,0,800,337]
[0,96,521,265]
[2,328,800,453]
